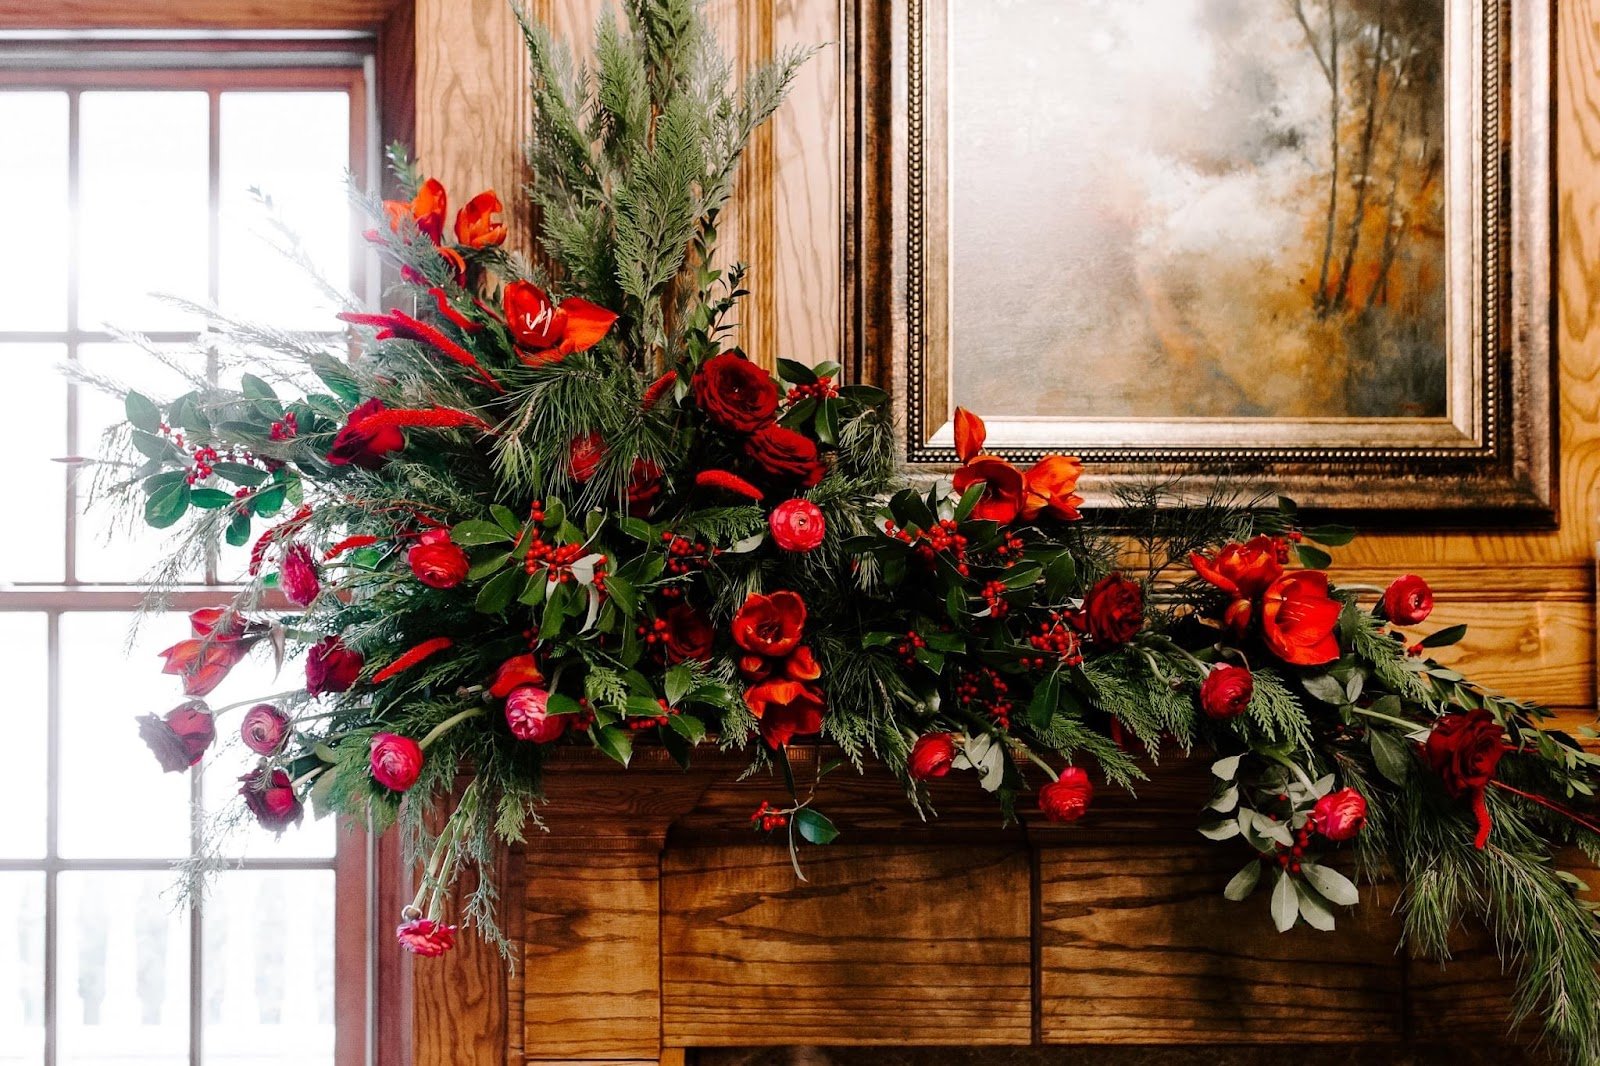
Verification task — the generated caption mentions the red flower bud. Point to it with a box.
[1038,766,1093,823]
[908,732,958,780]
[1199,664,1253,720]
[280,542,320,606]
[1310,787,1368,842]
[306,636,363,696]
[138,703,216,772]
[1382,574,1433,626]
[1081,573,1143,647]
[239,767,302,833]
[396,917,456,957]
[408,529,469,589]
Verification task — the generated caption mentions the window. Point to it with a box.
[0,50,373,1066]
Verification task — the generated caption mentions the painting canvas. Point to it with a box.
[948,0,1446,421]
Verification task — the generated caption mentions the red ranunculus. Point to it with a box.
[239,767,303,833]
[327,398,406,469]
[1311,787,1368,842]
[569,431,605,483]
[951,457,1026,524]
[745,424,825,486]
[1081,573,1143,646]
[453,190,506,248]
[1199,664,1253,720]
[408,529,470,589]
[240,703,289,756]
[280,542,320,606]
[1190,536,1286,602]
[138,703,216,772]
[1038,766,1093,823]
[1021,455,1085,522]
[731,590,807,658]
[909,732,958,780]
[383,177,447,244]
[663,604,714,663]
[692,350,779,433]
[488,654,543,699]
[769,498,826,552]
[626,458,664,514]
[1260,571,1343,666]
[369,733,425,792]
[1382,574,1433,626]
[158,636,250,698]
[396,917,456,957]
[306,636,363,696]
[504,684,567,743]
[502,280,618,364]
[744,679,826,748]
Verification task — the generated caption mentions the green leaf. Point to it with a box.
[1294,881,1337,931]
[604,574,638,616]
[453,520,512,546]
[953,481,987,522]
[593,725,633,767]
[124,391,161,433]
[618,517,655,542]
[665,664,692,705]
[467,552,511,581]
[775,357,817,385]
[474,568,520,614]
[225,511,252,547]
[1368,728,1412,785]
[144,480,190,528]
[1198,819,1241,841]
[1270,872,1299,932]
[1043,552,1078,599]
[1295,544,1333,570]
[1223,861,1261,902]
[1306,524,1357,548]
[1212,754,1243,780]
[211,461,267,487]
[1301,673,1348,705]
[490,504,523,536]
[1300,862,1359,907]
[1420,623,1468,649]
[189,488,234,510]
[131,429,177,461]
[667,712,706,744]
[240,373,278,402]
[794,808,839,845]
[814,398,840,446]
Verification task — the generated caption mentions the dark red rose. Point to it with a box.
[138,703,216,772]
[1382,574,1433,626]
[369,732,424,792]
[239,767,303,833]
[769,498,826,552]
[692,350,779,433]
[1423,709,1509,850]
[306,636,363,696]
[280,542,320,606]
[408,529,470,589]
[504,685,567,743]
[327,398,405,469]
[396,917,456,957]
[568,431,605,483]
[488,654,543,699]
[1199,664,1253,720]
[1081,573,1143,646]
[745,424,825,486]
[158,635,251,698]
[744,679,825,748]
[240,703,290,756]
[1038,766,1093,823]
[1260,571,1342,666]
[909,733,958,780]
[731,590,807,658]
[663,604,714,663]
[626,458,664,514]
[1311,787,1368,842]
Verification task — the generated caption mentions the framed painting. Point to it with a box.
[846,0,1555,522]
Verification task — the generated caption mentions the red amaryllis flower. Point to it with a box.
[909,732,958,780]
[138,703,216,772]
[158,636,251,698]
[627,458,664,514]
[692,351,779,433]
[369,733,425,792]
[504,685,567,744]
[488,654,544,699]
[1382,574,1433,626]
[306,636,363,696]
[240,703,289,756]
[1189,536,1285,602]
[396,918,457,957]
[408,529,469,589]
[1260,571,1342,666]
[769,498,826,552]
[951,457,1025,524]
[744,679,826,748]
[239,767,303,833]
[568,431,605,483]
[732,590,807,658]
[745,424,825,487]
[1038,766,1093,823]
[383,177,447,244]
[502,280,618,364]
[1199,664,1253,720]
[280,542,319,606]
[1422,709,1509,849]
[1310,787,1368,842]
[188,607,241,638]
[1021,455,1085,522]
[327,398,406,470]
[783,644,821,681]
[1080,573,1143,646]
[663,604,714,663]
[453,190,506,248]
[953,406,987,464]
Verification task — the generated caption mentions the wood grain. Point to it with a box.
[661,845,1033,1047]
[412,851,511,1066]
[0,0,402,29]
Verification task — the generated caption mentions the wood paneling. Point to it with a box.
[0,0,402,29]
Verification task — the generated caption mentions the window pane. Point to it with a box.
[219,92,352,332]
[0,344,67,583]
[0,92,69,331]
[0,873,46,1066]
[79,92,209,333]
[0,614,48,859]
[203,871,334,1066]
[57,871,190,1066]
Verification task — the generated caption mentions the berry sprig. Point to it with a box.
[1025,611,1085,668]
[784,374,839,405]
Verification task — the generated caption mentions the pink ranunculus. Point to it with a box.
[240,703,290,755]
[239,767,303,833]
[1038,766,1094,823]
[369,732,424,792]
[504,685,567,744]
[1310,787,1369,842]
[396,917,457,957]
[769,498,826,552]
[1382,574,1434,626]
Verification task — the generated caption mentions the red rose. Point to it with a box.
[745,424,825,486]
[1260,571,1343,666]
[731,590,807,658]
[239,767,303,833]
[627,458,664,514]
[306,636,363,696]
[138,703,216,772]
[692,350,779,433]
[488,654,543,699]
[240,703,289,756]
[158,635,251,698]
[280,542,320,606]
[505,685,567,743]
[369,732,425,792]
[1423,709,1509,850]
[569,431,605,483]
[1081,573,1143,646]
[1382,574,1433,626]
[744,679,826,748]
[1199,664,1253,720]
[396,917,456,957]
[1190,536,1286,601]
[769,498,826,552]
[951,457,1025,524]
[663,604,714,663]
[1310,787,1368,842]
[1038,766,1093,823]
[327,398,405,469]
[909,733,958,780]
[453,189,506,248]
[408,529,469,589]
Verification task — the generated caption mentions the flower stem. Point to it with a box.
[1014,744,1060,782]
[207,689,304,716]
[1258,748,1316,793]
[419,706,485,750]
[1351,706,1424,733]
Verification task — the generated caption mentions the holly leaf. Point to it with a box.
[1421,624,1468,649]
[125,391,161,433]
[453,520,511,546]
[593,724,633,767]
[665,664,692,706]
[144,480,190,528]
[1368,728,1412,785]
[1295,544,1333,570]
[474,568,520,614]
[189,488,234,510]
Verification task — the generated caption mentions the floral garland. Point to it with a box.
[98,2,1600,1059]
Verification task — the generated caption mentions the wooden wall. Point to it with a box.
[404,1,1600,1063]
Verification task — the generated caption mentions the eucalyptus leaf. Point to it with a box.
[1294,881,1337,931]
[1301,862,1360,907]
[1270,872,1299,933]
[1223,861,1262,902]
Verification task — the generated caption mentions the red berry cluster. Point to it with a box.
[659,532,716,598]
[953,665,1014,729]
[625,698,676,731]
[784,374,838,405]
[883,518,970,576]
[1257,802,1310,874]
[186,446,220,485]
[993,533,1027,562]
[268,412,298,441]
[894,630,926,668]
[750,800,790,832]
[522,501,608,590]
[637,617,671,646]
[980,579,1010,618]
[1025,611,1085,668]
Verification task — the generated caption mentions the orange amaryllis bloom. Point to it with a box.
[953,406,986,464]
[744,679,826,749]
[1259,571,1343,666]
[951,456,1026,523]
[454,190,506,248]
[503,281,619,364]
[731,590,807,658]
[383,177,447,244]
[1189,535,1285,601]
[158,635,253,698]
[1021,455,1085,521]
